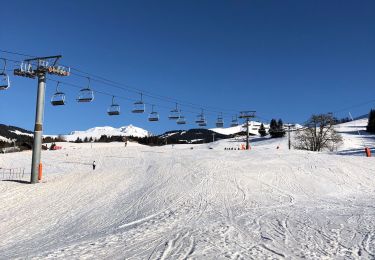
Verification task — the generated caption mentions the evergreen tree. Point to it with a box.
[258,123,267,137]
[367,109,375,133]
[269,118,286,138]
[277,119,286,137]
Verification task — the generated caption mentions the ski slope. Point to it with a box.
[0,120,375,259]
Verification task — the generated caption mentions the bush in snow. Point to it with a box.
[294,113,342,152]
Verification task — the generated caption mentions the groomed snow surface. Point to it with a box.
[1,119,375,259]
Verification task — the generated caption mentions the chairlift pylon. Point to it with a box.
[148,105,159,122]
[107,96,120,115]
[0,59,10,90]
[77,77,94,102]
[168,103,180,120]
[132,93,145,113]
[51,81,66,106]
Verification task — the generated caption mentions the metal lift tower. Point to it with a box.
[239,111,256,150]
[14,56,70,183]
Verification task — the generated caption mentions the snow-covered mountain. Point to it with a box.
[63,125,151,141]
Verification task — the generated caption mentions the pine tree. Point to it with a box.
[277,119,286,137]
[269,119,285,138]
[258,123,267,137]
[367,109,375,133]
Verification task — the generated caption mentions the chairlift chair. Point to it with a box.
[50,81,66,106]
[132,93,145,113]
[196,110,207,127]
[168,103,180,120]
[176,110,186,124]
[216,113,224,128]
[77,77,94,102]
[107,96,120,115]
[195,109,205,124]
[198,119,207,127]
[231,115,239,127]
[148,105,159,122]
[177,116,186,125]
[0,59,10,90]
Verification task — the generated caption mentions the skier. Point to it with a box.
[92,161,96,170]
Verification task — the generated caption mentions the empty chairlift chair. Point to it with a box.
[51,81,66,106]
[216,113,224,128]
[107,96,120,115]
[231,115,239,127]
[177,110,186,125]
[148,105,159,122]
[0,59,10,90]
[196,110,207,127]
[132,93,145,113]
[77,77,94,102]
[168,103,180,120]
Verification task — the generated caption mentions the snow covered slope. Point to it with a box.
[64,125,150,141]
[1,132,375,258]
[0,125,33,143]
[210,121,270,135]
[335,118,375,155]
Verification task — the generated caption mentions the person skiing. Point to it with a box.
[92,161,96,170]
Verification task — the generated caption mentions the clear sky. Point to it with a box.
[0,0,374,135]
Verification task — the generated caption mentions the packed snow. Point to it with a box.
[0,119,374,259]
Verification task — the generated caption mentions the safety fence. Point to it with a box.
[0,167,25,181]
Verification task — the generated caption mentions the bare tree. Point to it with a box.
[294,114,342,152]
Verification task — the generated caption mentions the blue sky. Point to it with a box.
[0,0,374,135]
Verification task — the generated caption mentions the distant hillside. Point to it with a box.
[0,124,33,148]
[158,128,233,144]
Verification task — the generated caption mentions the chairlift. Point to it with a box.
[148,105,159,122]
[0,59,10,90]
[168,103,180,120]
[216,113,224,128]
[198,119,207,127]
[231,115,239,127]
[107,96,120,115]
[196,109,207,127]
[177,110,186,124]
[132,93,145,113]
[77,77,94,102]
[51,81,66,106]
[195,109,205,124]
